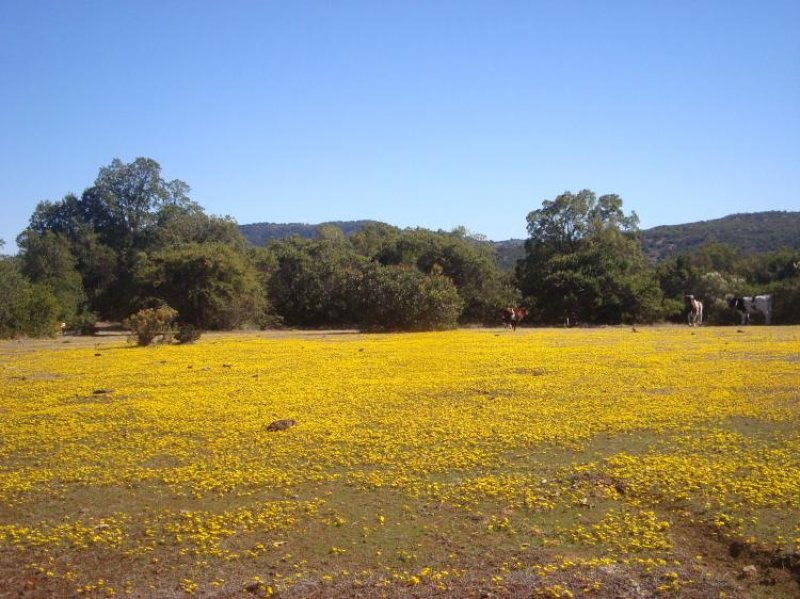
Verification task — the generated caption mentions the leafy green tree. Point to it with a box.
[135,243,266,330]
[656,255,699,301]
[27,194,119,309]
[524,190,639,256]
[0,243,63,337]
[266,232,366,327]
[518,190,661,324]
[349,222,401,257]
[355,264,463,331]
[24,158,199,319]
[25,284,62,337]
[371,228,516,324]
[149,205,249,252]
[740,247,800,286]
[86,157,194,243]
[248,246,282,328]
[16,230,87,323]
[771,277,800,324]
[0,256,32,338]
[82,158,196,317]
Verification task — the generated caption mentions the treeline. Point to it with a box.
[516,190,800,325]
[1,159,799,338]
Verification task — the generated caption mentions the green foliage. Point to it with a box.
[368,227,517,324]
[16,230,87,323]
[150,206,249,252]
[125,305,178,346]
[14,159,800,333]
[262,224,515,328]
[519,191,660,324]
[266,234,365,327]
[771,277,800,324]
[88,157,194,241]
[524,190,639,255]
[0,259,34,338]
[642,211,800,262]
[656,245,800,324]
[0,257,63,338]
[136,243,266,330]
[355,264,463,332]
[175,324,202,344]
[27,158,197,320]
[27,195,119,311]
[239,220,385,246]
[25,285,62,337]
[68,311,99,336]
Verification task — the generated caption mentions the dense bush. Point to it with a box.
[0,258,62,338]
[135,243,266,329]
[356,265,463,332]
[772,278,800,324]
[125,305,178,346]
[175,324,202,344]
[68,311,98,336]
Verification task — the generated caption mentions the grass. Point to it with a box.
[0,326,798,598]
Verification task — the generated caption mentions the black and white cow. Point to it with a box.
[728,295,772,325]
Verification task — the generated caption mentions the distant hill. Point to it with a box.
[490,239,527,270]
[238,220,383,246]
[238,211,800,267]
[489,212,800,267]
[640,211,800,262]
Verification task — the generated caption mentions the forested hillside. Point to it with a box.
[641,211,800,261]
[239,220,382,246]
[239,211,800,267]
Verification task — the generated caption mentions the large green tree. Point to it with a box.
[355,263,464,332]
[135,242,266,330]
[0,248,61,338]
[16,230,87,324]
[23,158,203,319]
[366,227,517,324]
[518,190,662,324]
[265,229,366,327]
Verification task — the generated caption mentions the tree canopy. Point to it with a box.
[518,190,661,324]
[3,161,799,338]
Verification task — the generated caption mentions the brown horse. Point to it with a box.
[501,307,528,331]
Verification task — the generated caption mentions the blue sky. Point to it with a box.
[1,1,798,253]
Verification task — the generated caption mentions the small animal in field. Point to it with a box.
[685,294,703,327]
[267,419,297,432]
[501,307,528,332]
[728,295,772,325]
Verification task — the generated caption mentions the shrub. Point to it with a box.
[25,284,62,337]
[68,311,98,336]
[175,324,202,344]
[356,264,463,332]
[772,278,800,324]
[125,305,178,346]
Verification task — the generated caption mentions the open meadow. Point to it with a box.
[1,327,799,598]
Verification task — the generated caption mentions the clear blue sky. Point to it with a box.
[1,1,798,253]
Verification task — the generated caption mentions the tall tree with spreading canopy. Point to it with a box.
[518,190,662,324]
[22,158,199,319]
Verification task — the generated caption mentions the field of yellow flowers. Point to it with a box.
[1,327,798,598]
